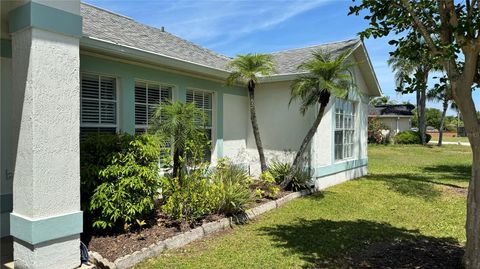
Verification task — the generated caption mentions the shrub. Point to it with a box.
[161,162,214,225]
[395,131,432,144]
[368,117,390,144]
[268,161,311,191]
[81,133,162,231]
[209,159,252,215]
[256,171,280,199]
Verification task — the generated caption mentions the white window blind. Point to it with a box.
[80,73,117,136]
[186,89,213,160]
[334,99,355,161]
[134,81,172,133]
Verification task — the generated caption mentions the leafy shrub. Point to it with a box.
[161,162,215,225]
[395,131,432,144]
[81,133,162,231]
[268,161,311,191]
[209,159,252,215]
[256,171,280,199]
[368,117,390,144]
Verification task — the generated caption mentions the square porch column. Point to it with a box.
[8,1,83,268]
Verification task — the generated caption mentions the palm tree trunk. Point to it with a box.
[438,98,448,146]
[248,80,267,173]
[417,70,428,145]
[281,91,330,189]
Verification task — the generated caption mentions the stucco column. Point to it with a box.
[8,1,82,268]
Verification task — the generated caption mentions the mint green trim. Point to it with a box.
[81,55,246,138]
[120,77,135,134]
[216,92,224,158]
[9,2,82,37]
[10,211,82,245]
[0,212,9,237]
[0,193,12,213]
[1,39,12,58]
[314,158,368,178]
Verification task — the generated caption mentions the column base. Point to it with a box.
[14,235,80,269]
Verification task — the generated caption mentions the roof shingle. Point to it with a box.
[81,3,361,75]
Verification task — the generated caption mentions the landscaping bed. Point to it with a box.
[84,190,292,262]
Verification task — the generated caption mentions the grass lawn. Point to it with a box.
[136,145,471,269]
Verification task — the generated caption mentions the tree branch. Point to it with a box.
[400,0,441,55]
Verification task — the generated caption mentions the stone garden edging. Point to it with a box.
[88,189,313,269]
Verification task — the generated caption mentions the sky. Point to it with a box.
[84,0,480,116]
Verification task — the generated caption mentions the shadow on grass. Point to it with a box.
[259,218,463,268]
[365,166,470,200]
[423,164,471,181]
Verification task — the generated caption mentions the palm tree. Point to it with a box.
[149,101,208,179]
[226,54,274,173]
[280,49,355,188]
[427,83,454,146]
[370,96,396,105]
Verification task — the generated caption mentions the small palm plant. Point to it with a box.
[280,49,356,188]
[226,54,275,173]
[149,101,208,179]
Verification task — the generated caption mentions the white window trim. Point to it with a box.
[80,72,120,132]
[134,79,175,132]
[334,99,356,163]
[186,87,216,157]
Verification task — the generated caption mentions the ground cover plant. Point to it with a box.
[136,144,469,269]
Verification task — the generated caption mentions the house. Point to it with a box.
[369,104,415,135]
[0,1,381,268]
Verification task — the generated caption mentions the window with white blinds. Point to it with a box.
[334,99,355,161]
[80,73,117,136]
[186,89,213,161]
[134,81,172,133]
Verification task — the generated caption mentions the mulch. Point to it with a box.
[84,190,292,262]
[348,239,464,268]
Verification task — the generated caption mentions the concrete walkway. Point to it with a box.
[429,140,470,146]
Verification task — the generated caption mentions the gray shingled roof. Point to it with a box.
[270,39,360,74]
[369,104,416,116]
[81,3,361,75]
[81,3,231,70]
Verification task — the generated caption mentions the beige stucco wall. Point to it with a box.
[377,117,412,136]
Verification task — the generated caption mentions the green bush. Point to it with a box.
[210,159,252,215]
[81,133,162,231]
[161,163,214,225]
[256,171,280,199]
[394,131,432,144]
[268,161,311,191]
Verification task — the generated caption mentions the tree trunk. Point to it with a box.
[173,148,181,178]
[417,70,428,145]
[465,137,480,268]
[437,98,448,147]
[280,91,331,189]
[248,80,268,173]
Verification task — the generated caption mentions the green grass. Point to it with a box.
[429,133,470,143]
[136,145,471,269]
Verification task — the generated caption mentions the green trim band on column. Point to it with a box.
[9,2,82,37]
[0,193,13,213]
[314,158,368,178]
[0,39,12,58]
[216,91,224,158]
[10,211,83,245]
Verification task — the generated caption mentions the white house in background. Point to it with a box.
[0,1,381,268]
[369,104,415,135]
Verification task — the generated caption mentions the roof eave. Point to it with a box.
[353,42,382,97]
[80,36,231,80]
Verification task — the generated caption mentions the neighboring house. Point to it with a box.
[0,1,381,268]
[369,104,415,135]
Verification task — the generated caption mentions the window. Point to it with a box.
[80,73,117,136]
[134,81,172,133]
[186,89,213,160]
[334,99,355,161]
